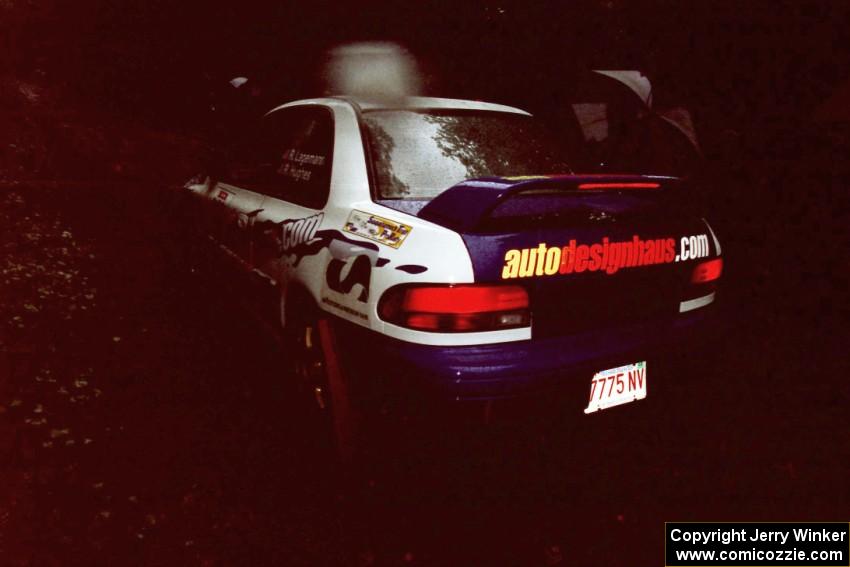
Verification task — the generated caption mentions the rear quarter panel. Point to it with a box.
[242,100,530,346]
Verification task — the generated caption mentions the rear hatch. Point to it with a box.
[418,175,717,338]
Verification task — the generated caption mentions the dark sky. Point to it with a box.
[6,0,850,135]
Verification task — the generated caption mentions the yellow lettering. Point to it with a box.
[535,243,548,276]
[519,248,536,277]
[502,249,521,279]
[544,247,561,275]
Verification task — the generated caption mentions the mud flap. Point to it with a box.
[317,318,358,463]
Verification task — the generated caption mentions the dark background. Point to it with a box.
[1,1,849,566]
[5,1,850,135]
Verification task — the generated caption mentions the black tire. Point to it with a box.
[284,296,360,464]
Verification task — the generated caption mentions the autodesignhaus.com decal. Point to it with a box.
[501,234,712,279]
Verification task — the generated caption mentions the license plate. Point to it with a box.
[584,361,647,414]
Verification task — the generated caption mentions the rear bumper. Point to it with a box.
[336,306,719,404]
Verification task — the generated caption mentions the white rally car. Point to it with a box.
[182,95,722,445]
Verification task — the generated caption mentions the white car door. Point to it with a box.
[248,106,336,326]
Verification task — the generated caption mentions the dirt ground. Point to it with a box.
[1,181,848,566]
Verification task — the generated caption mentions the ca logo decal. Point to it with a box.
[326,255,371,303]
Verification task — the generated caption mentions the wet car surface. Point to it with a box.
[1,182,848,566]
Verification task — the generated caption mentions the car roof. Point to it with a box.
[267,96,532,116]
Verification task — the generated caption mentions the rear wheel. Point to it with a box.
[285,299,359,463]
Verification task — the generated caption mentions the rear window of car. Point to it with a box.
[362,110,574,199]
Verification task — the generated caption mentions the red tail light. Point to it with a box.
[691,257,723,284]
[378,284,530,332]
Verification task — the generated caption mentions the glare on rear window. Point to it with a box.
[362,110,574,200]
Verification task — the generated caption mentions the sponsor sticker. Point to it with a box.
[321,296,368,321]
[343,210,411,249]
[279,213,323,254]
[501,233,711,279]
[216,190,230,201]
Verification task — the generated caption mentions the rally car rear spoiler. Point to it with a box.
[417,175,680,232]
